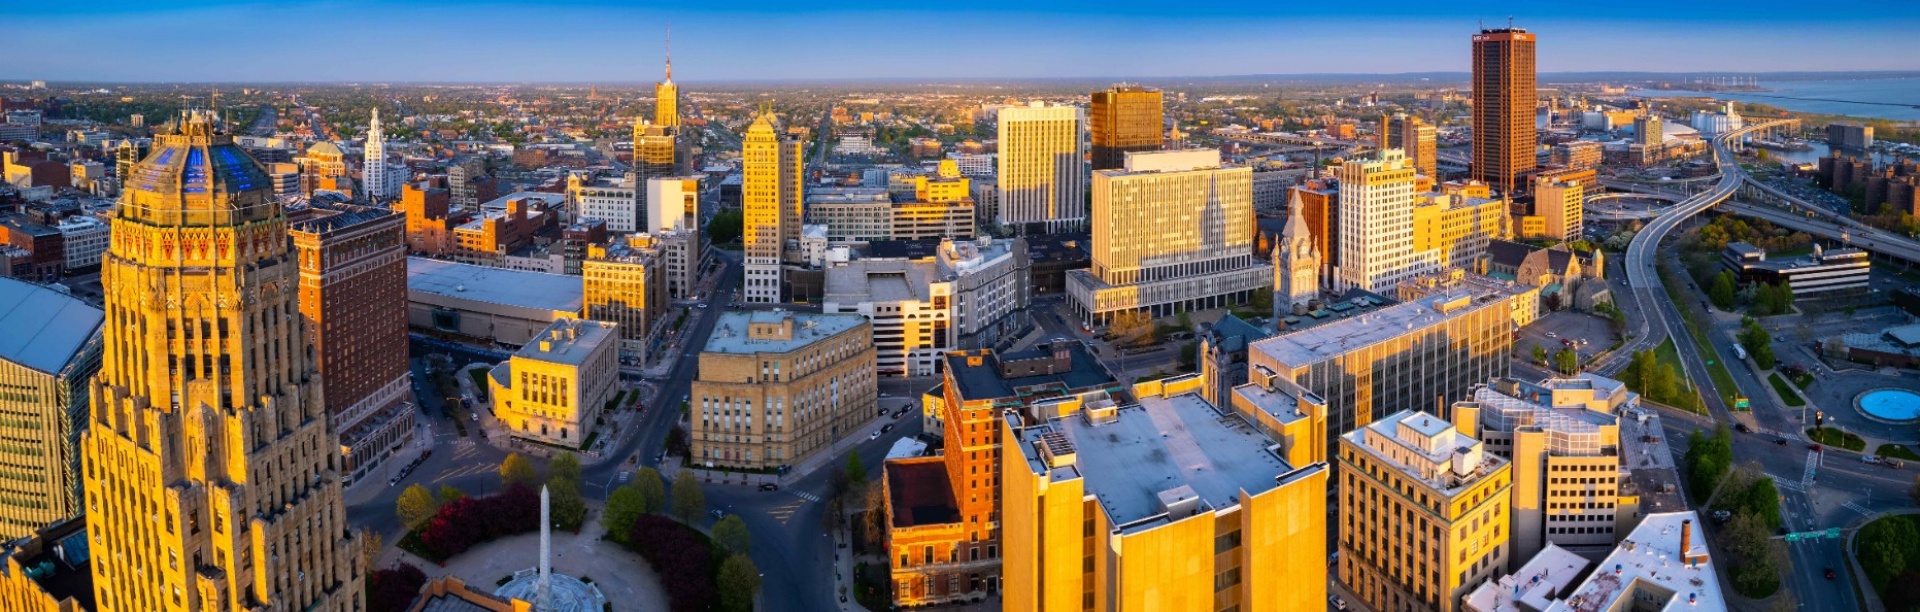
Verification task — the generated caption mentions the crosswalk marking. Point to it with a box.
[1845,502,1873,516]
[1770,476,1804,493]
[792,490,821,502]
[767,500,805,524]
[1803,451,1820,488]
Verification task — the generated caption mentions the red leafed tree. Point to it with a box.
[627,515,721,612]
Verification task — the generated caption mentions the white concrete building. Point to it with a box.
[362,109,394,202]
[569,172,641,233]
[57,215,109,270]
[1338,149,1425,293]
[645,175,702,233]
[823,237,1030,376]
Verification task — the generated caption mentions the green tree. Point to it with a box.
[1859,516,1920,589]
[1740,322,1777,369]
[712,514,752,555]
[845,450,867,487]
[1532,344,1548,365]
[435,484,466,505]
[548,452,582,486]
[1709,271,1737,310]
[1909,475,1920,508]
[1249,288,1274,314]
[1684,426,1734,501]
[1553,348,1580,375]
[671,468,706,523]
[1722,512,1781,597]
[707,209,744,244]
[396,484,439,530]
[500,453,540,488]
[547,478,587,530]
[716,554,763,612]
[633,467,667,514]
[602,483,646,542]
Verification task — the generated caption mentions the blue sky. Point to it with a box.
[8,1,1919,82]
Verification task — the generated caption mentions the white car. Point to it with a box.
[1330,596,1347,611]
[869,431,880,441]
[1545,332,1558,338]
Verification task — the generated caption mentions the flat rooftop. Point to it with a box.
[823,259,933,305]
[702,310,866,356]
[1466,543,1589,612]
[1021,392,1303,532]
[1545,512,1720,612]
[1250,288,1506,369]
[515,319,616,366]
[1344,410,1508,496]
[0,277,103,375]
[406,257,583,314]
[886,458,958,528]
[945,342,1115,402]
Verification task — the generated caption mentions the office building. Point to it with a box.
[1338,149,1424,293]
[54,216,107,271]
[690,311,875,470]
[1383,113,1438,178]
[583,237,665,364]
[742,113,803,303]
[568,172,641,233]
[0,217,62,282]
[1338,410,1513,612]
[363,109,392,202]
[289,202,416,484]
[632,229,699,300]
[1462,543,1587,612]
[634,122,677,223]
[646,175,702,233]
[398,180,459,255]
[1536,177,1584,243]
[1550,141,1603,171]
[1248,288,1516,451]
[1274,193,1322,316]
[996,102,1086,232]
[1828,122,1874,151]
[1397,269,1542,329]
[1453,376,1641,562]
[452,193,559,267]
[1001,377,1329,612]
[824,237,1031,376]
[882,341,1123,607]
[1472,27,1538,195]
[1089,85,1163,171]
[81,110,362,611]
[1632,114,1663,147]
[0,279,101,540]
[1722,242,1871,297]
[1411,189,1510,272]
[0,518,94,611]
[448,158,498,210]
[488,319,619,448]
[1069,150,1272,323]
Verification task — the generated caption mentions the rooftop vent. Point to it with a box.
[1156,485,1201,520]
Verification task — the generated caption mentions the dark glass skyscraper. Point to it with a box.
[1089,85,1163,171]
[1471,27,1537,195]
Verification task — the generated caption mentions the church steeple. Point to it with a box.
[1274,190,1321,319]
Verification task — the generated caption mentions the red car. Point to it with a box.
[1809,444,1823,453]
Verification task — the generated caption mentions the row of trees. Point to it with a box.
[1750,282,1795,316]
[1528,344,1582,375]
[394,452,589,562]
[1619,348,1695,409]
[1714,468,1786,598]
[1739,319,1780,370]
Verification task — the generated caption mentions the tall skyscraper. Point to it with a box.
[995,101,1085,232]
[1471,27,1537,195]
[742,112,802,303]
[1088,85,1163,171]
[363,108,390,202]
[654,28,679,129]
[83,111,361,610]
[633,120,676,228]
[1336,149,1423,293]
[1381,113,1437,178]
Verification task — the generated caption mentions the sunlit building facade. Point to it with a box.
[996,102,1085,232]
[1089,85,1163,171]
[1337,149,1423,293]
[690,311,875,470]
[487,319,619,448]
[0,279,101,541]
[1471,27,1538,195]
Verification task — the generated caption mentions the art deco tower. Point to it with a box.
[363,108,389,202]
[654,28,679,129]
[82,111,361,611]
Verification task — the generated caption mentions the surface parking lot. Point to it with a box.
[1516,310,1618,367]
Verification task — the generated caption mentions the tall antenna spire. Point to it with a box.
[664,24,673,81]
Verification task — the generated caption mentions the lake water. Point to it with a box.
[1631,77,1920,122]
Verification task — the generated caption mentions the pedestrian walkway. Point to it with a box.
[381,502,669,611]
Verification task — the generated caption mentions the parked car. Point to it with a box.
[1330,596,1347,611]
[869,431,880,441]
[758,483,779,492]
[1774,438,1789,446]
[881,424,894,434]
[1734,423,1751,433]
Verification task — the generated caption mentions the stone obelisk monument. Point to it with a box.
[537,484,553,610]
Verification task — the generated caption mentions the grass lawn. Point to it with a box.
[466,368,490,401]
[1656,264,1740,408]
[1767,373,1806,407]
[1878,444,1920,462]
[1651,339,1707,414]
[1807,427,1867,451]
[1787,370,1815,389]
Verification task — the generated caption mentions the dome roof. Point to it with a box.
[305,140,344,159]
[118,111,277,226]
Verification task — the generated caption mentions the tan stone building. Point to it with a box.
[691,311,875,471]
[489,319,620,448]
[82,111,362,611]
[0,518,92,611]
[0,278,101,540]
[1338,410,1512,612]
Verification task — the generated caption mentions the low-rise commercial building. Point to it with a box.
[406,257,584,346]
[1338,410,1512,612]
[488,319,620,448]
[1411,190,1509,272]
[1517,512,1721,612]
[691,311,876,471]
[1397,268,1542,329]
[1462,543,1588,612]
[1722,241,1870,297]
[53,216,106,271]
[568,172,640,233]
[824,238,1030,376]
[452,193,558,267]
[0,278,102,540]
[1001,377,1330,612]
[583,237,665,364]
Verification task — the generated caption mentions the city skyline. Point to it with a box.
[7,2,1920,82]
